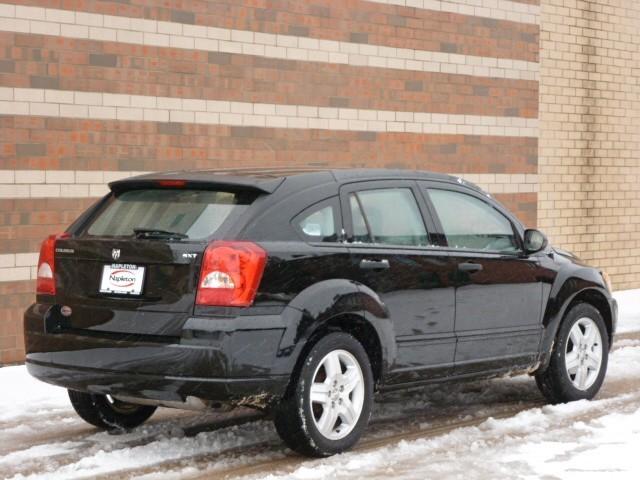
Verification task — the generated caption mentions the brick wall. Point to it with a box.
[538,0,640,290]
[0,0,541,363]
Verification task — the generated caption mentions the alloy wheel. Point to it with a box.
[310,349,365,440]
[564,317,603,391]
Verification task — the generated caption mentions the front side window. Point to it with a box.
[348,188,429,246]
[85,189,251,240]
[294,198,339,242]
[427,189,518,252]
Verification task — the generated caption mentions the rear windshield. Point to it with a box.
[84,189,252,239]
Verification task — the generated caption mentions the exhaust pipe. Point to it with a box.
[113,394,232,412]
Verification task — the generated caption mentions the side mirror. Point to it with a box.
[523,229,548,254]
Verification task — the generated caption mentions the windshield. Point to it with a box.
[84,189,252,239]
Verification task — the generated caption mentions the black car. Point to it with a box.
[24,168,617,457]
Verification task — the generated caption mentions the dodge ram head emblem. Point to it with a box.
[112,249,121,260]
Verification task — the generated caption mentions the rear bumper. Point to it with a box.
[25,360,288,405]
[24,303,293,405]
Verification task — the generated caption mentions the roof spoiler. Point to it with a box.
[109,173,285,194]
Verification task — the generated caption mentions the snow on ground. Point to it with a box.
[613,289,640,333]
[254,350,640,480]
[0,289,639,479]
[0,364,70,424]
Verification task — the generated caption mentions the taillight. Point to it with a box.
[196,241,267,307]
[36,233,68,295]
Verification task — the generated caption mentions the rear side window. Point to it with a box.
[85,189,252,239]
[349,188,429,246]
[294,197,339,242]
[427,189,518,252]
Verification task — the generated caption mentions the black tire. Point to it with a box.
[273,332,374,457]
[535,302,609,404]
[68,390,157,431]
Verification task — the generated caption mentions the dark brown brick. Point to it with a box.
[157,123,183,135]
[384,162,408,169]
[89,53,118,67]
[329,97,350,108]
[29,76,58,89]
[16,143,46,157]
[310,6,331,17]
[208,52,231,64]
[440,42,458,54]
[170,9,195,24]
[357,132,377,141]
[0,59,14,72]
[389,15,406,27]
[230,126,258,137]
[440,144,458,154]
[254,8,277,21]
[350,32,369,44]
[287,25,309,37]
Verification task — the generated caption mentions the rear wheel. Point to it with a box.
[68,390,157,431]
[536,302,609,403]
[273,332,374,457]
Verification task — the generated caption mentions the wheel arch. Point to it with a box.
[279,312,385,404]
[565,288,613,345]
[538,285,613,373]
[307,313,383,384]
[275,279,392,399]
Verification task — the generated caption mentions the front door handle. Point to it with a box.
[458,262,483,273]
[359,258,390,270]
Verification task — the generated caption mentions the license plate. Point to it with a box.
[99,264,145,295]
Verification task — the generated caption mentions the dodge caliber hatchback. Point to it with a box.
[24,168,617,457]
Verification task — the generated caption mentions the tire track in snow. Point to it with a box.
[0,410,263,479]
[86,367,550,479]
[229,380,640,480]
[131,335,640,479]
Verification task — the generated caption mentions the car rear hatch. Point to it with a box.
[53,181,262,337]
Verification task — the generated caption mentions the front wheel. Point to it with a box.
[68,390,157,431]
[535,302,609,404]
[273,332,374,457]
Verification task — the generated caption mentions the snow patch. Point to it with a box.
[0,366,69,423]
[613,289,640,333]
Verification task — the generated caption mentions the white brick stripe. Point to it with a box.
[0,87,539,137]
[0,170,538,199]
[367,0,539,25]
[454,172,539,194]
[0,253,38,283]
[0,172,539,282]
[0,4,539,81]
[0,265,36,283]
[0,170,146,199]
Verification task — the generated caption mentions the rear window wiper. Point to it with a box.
[133,228,189,240]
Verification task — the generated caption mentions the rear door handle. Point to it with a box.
[359,259,390,270]
[458,262,483,273]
